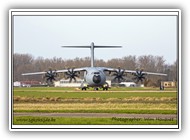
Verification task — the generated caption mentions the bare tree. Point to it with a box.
[13,53,34,81]
[137,55,166,86]
[13,53,176,87]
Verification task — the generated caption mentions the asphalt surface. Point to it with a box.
[14,112,177,119]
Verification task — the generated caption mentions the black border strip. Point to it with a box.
[10,9,180,130]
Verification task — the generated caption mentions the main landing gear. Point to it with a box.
[102,82,109,90]
[81,86,108,91]
[81,82,109,91]
[81,87,99,90]
[93,87,108,91]
[102,87,108,91]
[81,87,87,90]
[94,87,108,91]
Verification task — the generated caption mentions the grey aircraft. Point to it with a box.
[22,42,167,90]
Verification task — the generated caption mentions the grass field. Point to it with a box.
[12,87,178,125]
[13,87,177,100]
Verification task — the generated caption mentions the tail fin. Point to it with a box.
[62,42,122,67]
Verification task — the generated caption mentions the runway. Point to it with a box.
[14,112,177,119]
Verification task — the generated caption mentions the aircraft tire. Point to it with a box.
[103,87,108,91]
[82,87,86,90]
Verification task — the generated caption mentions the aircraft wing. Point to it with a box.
[22,71,47,76]
[22,67,87,76]
[103,67,167,76]
[124,69,167,76]
[136,71,167,76]
[56,67,87,73]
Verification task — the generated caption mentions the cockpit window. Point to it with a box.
[94,72,100,74]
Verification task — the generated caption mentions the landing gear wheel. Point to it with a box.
[94,87,99,91]
[103,87,108,91]
[103,82,109,91]
[81,87,86,90]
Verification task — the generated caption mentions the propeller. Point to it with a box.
[65,68,79,83]
[132,69,146,83]
[44,68,58,84]
[112,67,125,83]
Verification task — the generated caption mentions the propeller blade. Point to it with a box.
[69,78,72,83]
[112,68,125,83]
[132,68,146,83]
[44,69,58,85]
[65,68,78,83]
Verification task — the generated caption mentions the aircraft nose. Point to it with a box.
[93,75,101,84]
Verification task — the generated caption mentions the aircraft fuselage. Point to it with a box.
[83,67,106,87]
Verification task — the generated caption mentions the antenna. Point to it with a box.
[62,42,122,67]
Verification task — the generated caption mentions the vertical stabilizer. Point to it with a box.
[90,42,95,67]
[62,42,122,67]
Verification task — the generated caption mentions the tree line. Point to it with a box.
[13,53,177,87]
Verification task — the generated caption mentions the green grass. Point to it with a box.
[14,109,177,114]
[13,116,177,125]
[14,87,177,91]
[13,88,177,99]
[12,87,178,125]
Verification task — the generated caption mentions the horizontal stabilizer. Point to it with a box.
[62,46,91,48]
[62,46,122,48]
[94,46,122,48]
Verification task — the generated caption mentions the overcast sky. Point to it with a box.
[14,15,177,64]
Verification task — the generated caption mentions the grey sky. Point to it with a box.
[14,15,177,64]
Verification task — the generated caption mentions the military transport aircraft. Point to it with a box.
[22,42,167,90]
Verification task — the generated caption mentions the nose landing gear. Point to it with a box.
[94,87,99,90]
